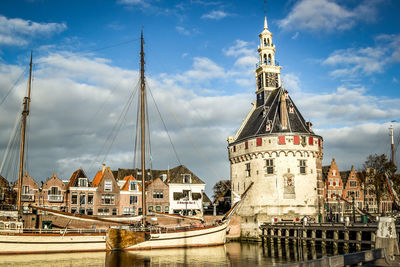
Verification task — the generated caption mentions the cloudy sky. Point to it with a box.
[0,0,399,195]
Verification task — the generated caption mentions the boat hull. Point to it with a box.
[106,222,227,250]
[0,233,106,254]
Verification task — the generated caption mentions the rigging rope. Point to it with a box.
[146,83,182,166]
[0,104,23,175]
[88,79,140,173]
[0,66,28,107]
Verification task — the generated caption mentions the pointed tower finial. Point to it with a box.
[264,16,268,29]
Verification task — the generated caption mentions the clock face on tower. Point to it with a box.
[265,72,278,88]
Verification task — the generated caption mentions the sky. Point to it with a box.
[0,0,400,196]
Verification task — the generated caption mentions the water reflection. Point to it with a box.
[0,242,355,266]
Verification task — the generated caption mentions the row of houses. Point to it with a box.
[0,165,212,217]
[322,158,394,220]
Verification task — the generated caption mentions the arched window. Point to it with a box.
[263,54,267,64]
[263,38,266,46]
[267,38,270,46]
[268,54,272,65]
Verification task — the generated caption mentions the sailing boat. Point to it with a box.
[105,31,251,251]
[0,53,109,254]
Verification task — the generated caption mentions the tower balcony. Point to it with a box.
[256,60,280,69]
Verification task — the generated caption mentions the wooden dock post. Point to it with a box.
[277,229,282,244]
[311,230,316,246]
[344,230,349,252]
[269,228,274,244]
[302,229,307,246]
[333,230,339,254]
[371,231,376,249]
[293,229,298,245]
[285,229,290,244]
[321,230,326,248]
[356,231,362,251]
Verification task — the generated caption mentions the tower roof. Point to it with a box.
[234,87,316,143]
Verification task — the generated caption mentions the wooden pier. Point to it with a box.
[260,222,400,252]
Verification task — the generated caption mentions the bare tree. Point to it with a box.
[363,154,396,215]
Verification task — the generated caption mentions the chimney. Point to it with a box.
[102,163,106,174]
[280,93,288,129]
[306,121,313,131]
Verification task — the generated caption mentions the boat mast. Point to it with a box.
[17,51,33,215]
[140,30,146,221]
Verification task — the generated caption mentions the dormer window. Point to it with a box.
[289,105,294,113]
[129,181,137,191]
[78,178,88,187]
[104,180,112,191]
[49,186,59,195]
[182,174,191,184]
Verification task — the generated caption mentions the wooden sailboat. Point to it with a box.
[0,53,109,254]
[104,31,251,251]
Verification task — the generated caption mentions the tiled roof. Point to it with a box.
[92,170,103,187]
[235,87,318,143]
[120,175,142,191]
[67,169,88,189]
[168,165,205,184]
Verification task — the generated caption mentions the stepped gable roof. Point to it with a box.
[322,166,330,181]
[235,87,314,143]
[340,171,351,187]
[168,165,205,184]
[67,169,89,188]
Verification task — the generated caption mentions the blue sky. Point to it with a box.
[0,0,399,195]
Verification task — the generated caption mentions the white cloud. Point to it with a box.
[201,10,230,20]
[0,15,66,46]
[323,34,400,77]
[175,26,199,36]
[279,0,381,32]
[223,40,257,69]
[282,73,301,94]
[291,32,299,40]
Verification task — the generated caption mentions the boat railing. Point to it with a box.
[18,228,107,234]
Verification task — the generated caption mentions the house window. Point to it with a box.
[165,206,169,213]
[265,159,274,174]
[101,194,114,205]
[148,206,153,212]
[87,208,93,215]
[79,208,85,215]
[156,206,161,212]
[78,178,87,187]
[233,145,236,152]
[329,178,333,186]
[87,193,94,204]
[182,190,191,200]
[124,207,135,215]
[350,181,357,187]
[182,174,191,184]
[130,195,138,204]
[299,160,306,174]
[245,141,249,149]
[98,208,110,215]
[245,163,251,177]
[309,137,313,145]
[80,194,86,205]
[294,136,300,145]
[278,136,285,145]
[71,193,78,204]
[112,208,118,216]
[256,138,262,146]
[71,207,77,214]
[50,186,59,195]
[129,181,137,191]
[22,185,29,194]
[104,180,112,191]
[153,191,163,199]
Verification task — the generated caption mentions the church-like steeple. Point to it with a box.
[255,16,282,107]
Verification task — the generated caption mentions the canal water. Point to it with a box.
[0,241,352,266]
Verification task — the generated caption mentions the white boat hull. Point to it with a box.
[107,222,227,250]
[0,233,106,254]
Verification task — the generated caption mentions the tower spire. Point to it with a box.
[264,16,268,29]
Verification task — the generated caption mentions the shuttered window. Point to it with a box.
[278,136,285,145]
[294,136,300,145]
[256,138,262,146]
